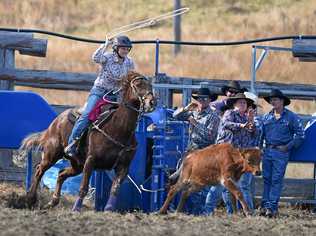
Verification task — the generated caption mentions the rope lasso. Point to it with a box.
[107,7,190,39]
[0,7,189,44]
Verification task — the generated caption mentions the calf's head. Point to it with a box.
[240,148,262,176]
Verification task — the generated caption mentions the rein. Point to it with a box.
[92,123,136,151]
[92,75,151,151]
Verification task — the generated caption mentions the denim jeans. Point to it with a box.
[204,173,254,215]
[68,86,106,146]
[204,185,224,215]
[221,188,234,214]
[204,184,234,215]
[236,172,254,211]
[261,148,289,213]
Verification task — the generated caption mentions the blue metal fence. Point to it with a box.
[0,91,57,189]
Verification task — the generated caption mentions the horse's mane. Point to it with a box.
[121,71,143,95]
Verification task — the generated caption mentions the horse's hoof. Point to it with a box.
[72,207,81,212]
[42,198,59,210]
[104,195,117,211]
[25,194,37,209]
[104,205,115,212]
[72,198,83,212]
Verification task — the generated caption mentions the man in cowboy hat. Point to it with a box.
[211,80,248,114]
[173,87,220,150]
[169,87,220,214]
[260,89,305,217]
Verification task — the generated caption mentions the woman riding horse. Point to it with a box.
[65,35,135,159]
[20,71,156,211]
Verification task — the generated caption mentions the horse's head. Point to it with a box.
[122,71,156,113]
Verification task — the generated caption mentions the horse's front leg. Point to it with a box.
[104,167,129,211]
[45,164,81,209]
[72,155,94,212]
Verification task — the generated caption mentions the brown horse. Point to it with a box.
[19,71,156,211]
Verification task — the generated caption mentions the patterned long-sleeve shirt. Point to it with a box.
[216,109,258,148]
[261,108,305,151]
[173,106,220,150]
[92,44,135,91]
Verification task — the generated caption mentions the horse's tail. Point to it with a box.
[13,132,44,168]
[20,132,44,151]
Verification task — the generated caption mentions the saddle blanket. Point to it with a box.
[88,98,112,122]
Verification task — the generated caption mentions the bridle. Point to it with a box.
[124,76,154,115]
[92,75,154,153]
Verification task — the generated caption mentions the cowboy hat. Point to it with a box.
[263,89,291,106]
[244,92,262,109]
[192,88,218,102]
[226,93,255,108]
[221,81,248,94]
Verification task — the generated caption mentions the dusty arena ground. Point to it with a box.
[0,183,315,236]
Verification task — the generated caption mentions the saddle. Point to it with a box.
[68,98,119,129]
[66,99,119,156]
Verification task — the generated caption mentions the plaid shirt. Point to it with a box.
[216,109,258,148]
[92,44,135,90]
[173,106,220,150]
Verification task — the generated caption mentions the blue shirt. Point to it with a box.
[261,108,305,151]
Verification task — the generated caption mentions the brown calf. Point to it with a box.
[159,143,261,215]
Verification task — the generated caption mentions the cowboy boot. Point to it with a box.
[64,138,79,160]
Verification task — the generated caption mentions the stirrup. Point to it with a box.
[64,139,79,159]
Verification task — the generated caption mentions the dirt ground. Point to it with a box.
[0,183,315,236]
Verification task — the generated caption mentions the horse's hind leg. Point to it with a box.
[72,155,94,212]
[26,152,58,208]
[45,163,82,209]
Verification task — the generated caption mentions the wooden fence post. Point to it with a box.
[0,48,15,90]
[0,48,15,177]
